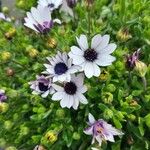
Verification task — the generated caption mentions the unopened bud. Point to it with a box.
[5,28,16,40]
[2,7,9,14]
[99,70,109,81]
[45,130,58,143]
[29,48,39,58]
[135,60,147,77]
[46,38,57,49]
[6,68,15,76]
[56,109,65,118]
[0,103,9,113]
[73,132,80,140]
[1,51,11,61]
[102,92,113,104]
[117,28,132,42]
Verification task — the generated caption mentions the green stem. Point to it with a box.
[142,76,147,91]
[88,7,91,38]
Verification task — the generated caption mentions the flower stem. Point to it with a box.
[88,8,91,38]
[142,76,147,91]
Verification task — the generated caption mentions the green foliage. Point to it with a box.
[0,0,150,149]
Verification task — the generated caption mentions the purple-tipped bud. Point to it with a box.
[126,49,140,69]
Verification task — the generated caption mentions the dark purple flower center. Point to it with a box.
[39,82,49,92]
[48,3,55,8]
[34,21,53,34]
[64,82,77,95]
[54,62,68,75]
[84,48,98,62]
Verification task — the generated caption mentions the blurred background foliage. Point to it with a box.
[0,0,150,149]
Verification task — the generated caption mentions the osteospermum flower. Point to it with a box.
[38,0,62,11]
[24,5,61,34]
[29,75,54,98]
[0,89,7,102]
[69,34,117,78]
[43,52,80,82]
[84,113,124,146]
[52,73,88,109]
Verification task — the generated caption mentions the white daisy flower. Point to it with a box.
[24,5,61,33]
[29,75,54,98]
[68,34,117,78]
[52,73,88,109]
[38,0,63,11]
[43,51,80,82]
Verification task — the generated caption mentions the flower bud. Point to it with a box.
[73,132,80,140]
[99,70,109,81]
[5,28,16,40]
[0,103,9,113]
[56,109,65,118]
[103,108,113,119]
[127,135,134,145]
[45,130,58,143]
[106,84,116,93]
[4,120,13,130]
[46,38,57,49]
[1,51,11,61]
[20,126,30,136]
[28,48,39,58]
[2,7,9,14]
[102,92,113,104]
[6,68,15,76]
[135,60,148,77]
[117,28,132,42]
[128,114,136,121]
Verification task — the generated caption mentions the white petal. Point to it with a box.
[52,92,63,101]
[78,85,87,93]
[76,35,88,50]
[41,91,49,98]
[72,98,79,110]
[95,136,102,146]
[99,43,117,54]
[78,93,88,104]
[91,34,102,49]
[53,19,61,24]
[52,84,64,91]
[84,62,94,78]
[69,53,85,65]
[93,63,101,77]
[67,95,74,108]
[96,34,110,51]
[72,73,84,87]
[71,46,84,55]
[95,55,116,66]
[60,94,69,108]
[69,65,81,74]
[84,126,93,135]
[88,113,95,124]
